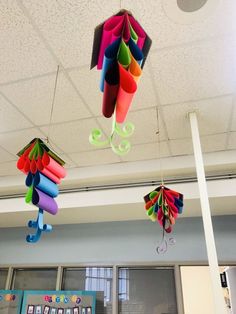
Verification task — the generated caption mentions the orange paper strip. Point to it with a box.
[128,54,142,82]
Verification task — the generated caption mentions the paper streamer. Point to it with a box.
[90,10,152,155]
[16,138,66,242]
[116,63,137,123]
[32,188,58,215]
[143,185,184,253]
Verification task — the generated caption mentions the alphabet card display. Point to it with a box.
[21,291,96,314]
[0,290,23,314]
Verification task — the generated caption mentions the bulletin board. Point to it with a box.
[0,290,23,314]
[21,290,96,314]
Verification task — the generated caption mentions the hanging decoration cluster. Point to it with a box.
[89,9,152,155]
[17,138,66,243]
[144,185,184,253]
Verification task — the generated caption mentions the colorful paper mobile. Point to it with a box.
[89,9,152,155]
[16,138,66,243]
[144,185,184,253]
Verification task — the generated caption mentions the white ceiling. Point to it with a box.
[0,0,235,175]
[0,0,234,173]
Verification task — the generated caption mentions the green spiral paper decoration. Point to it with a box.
[89,120,135,156]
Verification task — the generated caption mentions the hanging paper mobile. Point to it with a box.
[89,9,152,155]
[16,138,66,243]
[144,185,184,253]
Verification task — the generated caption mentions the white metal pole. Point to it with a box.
[189,112,226,314]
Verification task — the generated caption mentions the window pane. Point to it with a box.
[0,269,8,289]
[118,267,177,314]
[62,267,113,314]
[12,268,57,290]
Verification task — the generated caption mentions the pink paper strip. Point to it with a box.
[97,15,124,69]
[42,153,66,179]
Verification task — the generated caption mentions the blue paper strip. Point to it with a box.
[128,38,143,65]
[34,171,59,197]
[100,38,121,92]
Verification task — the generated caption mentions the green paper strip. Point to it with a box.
[25,185,33,203]
[118,40,131,68]
[28,143,37,160]
[110,138,131,156]
[89,129,110,147]
[149,191,158,200]
[130,24,138,43]
[158,192,163,206]
[115,122,135,138]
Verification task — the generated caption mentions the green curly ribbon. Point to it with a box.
[89,129,110,147]
[89,118,135,156]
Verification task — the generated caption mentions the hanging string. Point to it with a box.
[155,106,164,185]
[46,65,60,144]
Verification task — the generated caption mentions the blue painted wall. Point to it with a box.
[0,216,235,265]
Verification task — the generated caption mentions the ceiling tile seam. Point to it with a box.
[146,60,172,155]
[0,65,91,88]
[0,146,17,161]
[0,70,58,87]
[150,33,234,55]
[167,131,230,142]
[158,93,234,108]
[225,94,236,149]
[16,0,108,142]
[0,91,64,157]
[66,139,170,155]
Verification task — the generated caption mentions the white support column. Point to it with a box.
[189,112,226,314]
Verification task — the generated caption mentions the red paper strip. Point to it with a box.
[116,63,137,123]
[102,62,119,118]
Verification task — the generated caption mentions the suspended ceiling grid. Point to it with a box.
[0,0,235,176]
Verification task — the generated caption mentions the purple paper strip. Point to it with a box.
[32,188,58,215]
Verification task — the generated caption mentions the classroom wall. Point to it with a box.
[0,216,235,265]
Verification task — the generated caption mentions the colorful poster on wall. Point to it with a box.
[21,291,96,314]
[0,290,23,314]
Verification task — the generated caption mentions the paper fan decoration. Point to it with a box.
[17,138,66,243]
[89,9,152,155]
[144,185,184,253]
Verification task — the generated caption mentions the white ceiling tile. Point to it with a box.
[170,133,227,156]
[0,128,46,155]
[121,141,170,162]
[40,119,103,153]
[22,0,120,68]
[69,148,120,167]
[230,105,236,132]
[151,38,236,104]
[201,133,227,153]
[1,72,91,126]
[0,1,56,84]
[0,147,16,163]
[0,93,33,132]
[162,96,233,139]
[130,66,157,111]
[122,0,236,50]
[69,68,103,116]
[228,132,236,150]
[170,138,193,156]
[0,161,20,177]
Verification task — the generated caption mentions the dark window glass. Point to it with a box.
[118,267,178,314]
[12,268,57,290]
